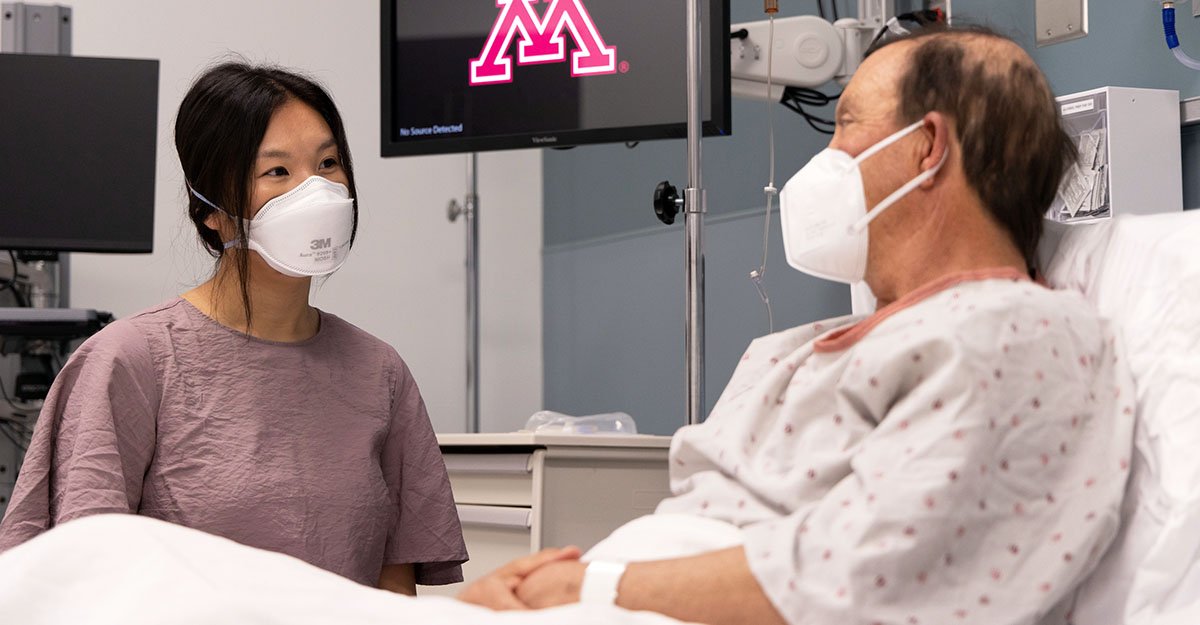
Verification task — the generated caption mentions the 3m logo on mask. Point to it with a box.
[469,0,617,85]
[310,238,332,251]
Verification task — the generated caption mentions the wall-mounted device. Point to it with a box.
[731,14,852,101]
[730,0,950,101]
[1049,86,1182,224]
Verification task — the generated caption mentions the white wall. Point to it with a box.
[29,0,542,433]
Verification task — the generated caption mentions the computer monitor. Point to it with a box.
[0,54,159,253]
[380,0,731,157]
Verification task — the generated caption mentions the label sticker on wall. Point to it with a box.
[1061,99,1095,116]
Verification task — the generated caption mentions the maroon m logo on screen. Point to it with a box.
[469,0,617,85]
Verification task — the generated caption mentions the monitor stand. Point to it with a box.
[14,250,64,309]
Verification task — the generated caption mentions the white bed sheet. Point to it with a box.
[0,514,692,625]
[1040,213,1200,625]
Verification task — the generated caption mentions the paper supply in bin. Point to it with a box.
[1079,129,1103,170]
[522,411,638,435]
[1090,166,1109,216]
[1059,164,1091,215]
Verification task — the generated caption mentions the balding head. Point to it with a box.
[869,27,1076,269]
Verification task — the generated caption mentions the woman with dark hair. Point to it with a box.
[0,62,467,595]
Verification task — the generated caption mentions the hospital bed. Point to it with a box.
[1038,211,1200,625]
[0,212,1196,625]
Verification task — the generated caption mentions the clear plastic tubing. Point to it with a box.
[1163,4,1200,70]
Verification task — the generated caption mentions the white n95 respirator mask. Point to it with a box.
[778,118,944,285]
[189,175,355,278]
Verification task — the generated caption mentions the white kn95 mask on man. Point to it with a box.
[778,118,945,285]
[189,175,355,278]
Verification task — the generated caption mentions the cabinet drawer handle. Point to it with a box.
[457,504,532,529]
[444,454,533,475]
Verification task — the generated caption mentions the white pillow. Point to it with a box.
[1039,213,1200,625]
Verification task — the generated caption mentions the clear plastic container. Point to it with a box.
[521,411,638,435]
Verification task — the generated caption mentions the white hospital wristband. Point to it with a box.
[579,560,627,606]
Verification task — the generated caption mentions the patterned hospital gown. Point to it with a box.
[657,268,1136,625]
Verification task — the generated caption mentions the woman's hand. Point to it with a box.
[515,559,587,609]
[458,546,582,610]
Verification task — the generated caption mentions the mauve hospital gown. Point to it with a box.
[657,268,1136,625]
[0,298,467,586]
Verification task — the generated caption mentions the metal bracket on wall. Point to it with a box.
[1035,0,1088,47]
[0,2,73,308]
[1181,96,1200,126]
[1,3,71,54]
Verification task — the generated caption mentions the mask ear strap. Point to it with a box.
[186,183,226,214]
[851,145,949,233]
[852,119,926,165]
[187,183,247,249]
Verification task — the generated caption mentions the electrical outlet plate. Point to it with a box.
[1035,0,1088,47]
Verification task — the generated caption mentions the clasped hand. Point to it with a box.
[457,546,588,611]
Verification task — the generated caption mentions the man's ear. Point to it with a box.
[918,111,951,190]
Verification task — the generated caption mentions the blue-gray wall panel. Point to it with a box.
[544,212,848,435]
[543,95,834,246]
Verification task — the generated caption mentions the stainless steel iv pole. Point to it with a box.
[448,153,481,433]
[684,0,705,427]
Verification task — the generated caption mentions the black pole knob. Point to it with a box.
[653,180,680,225]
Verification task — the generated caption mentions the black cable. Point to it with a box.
[815,0,826,19]
[830,0,840,21]
[783,86,841,106]
[0,415,30,433]
[784,102,836,134]
[865,10,947,54]
[730,28,749,40]
[11,418,33,442]
[0,422,22,450]
[0,414,29,432]
[0,374,39,416]
[867,25,889,52]
[781,86,841,135]
[0,420,28,452]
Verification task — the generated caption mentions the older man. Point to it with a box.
[462,26,1135,625]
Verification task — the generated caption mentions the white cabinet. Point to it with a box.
[420,433,672,596]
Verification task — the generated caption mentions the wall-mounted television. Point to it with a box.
[0,54,158,253]
[380,0,730,157]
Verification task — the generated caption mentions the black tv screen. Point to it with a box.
[381,0,730,156]
[0,54,158,253]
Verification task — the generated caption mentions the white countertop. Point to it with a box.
[437,432,673,449]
